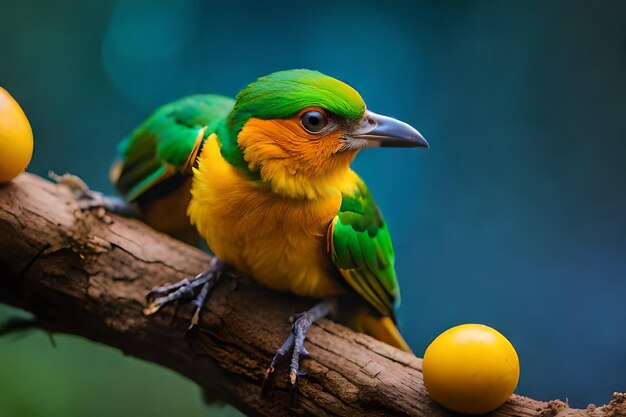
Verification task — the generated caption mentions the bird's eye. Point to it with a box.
[300,109,328,133]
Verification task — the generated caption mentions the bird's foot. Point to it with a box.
[144,257,225,330]
[262,299,335,394]
[49,171,135,216]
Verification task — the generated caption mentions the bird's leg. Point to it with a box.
[49,171,136,216]
[263,299,336,392]
[144,257,225,329]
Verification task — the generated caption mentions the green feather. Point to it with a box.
[219,69,366,173]
[113,70,367,200]
[329,180,400,318]
[113,94,234,201]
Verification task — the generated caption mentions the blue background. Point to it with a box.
[1,0,625,415]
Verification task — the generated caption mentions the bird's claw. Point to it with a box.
[142,298,168,316]
[49,171,135,216]
[49,171,90,193]
[289,370,298,400]
[143,258,224,332]
[142,282,197,316]
[289,369,308,386]
[50,171,106,209]
[289,369,297,386]
[261,365,275,392]
[189,306,201,330]
[145,279,191,302]
[262,299,334,395]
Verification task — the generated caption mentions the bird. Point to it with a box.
[109,69,428,389]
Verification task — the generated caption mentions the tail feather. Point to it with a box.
[351,313,412,353]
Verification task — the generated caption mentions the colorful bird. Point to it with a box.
[110,69,428,388]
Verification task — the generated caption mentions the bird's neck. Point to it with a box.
[259,160,361,200]
[232,118,361,200]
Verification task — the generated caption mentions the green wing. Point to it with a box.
[112,94,235,201]
[329,180,400,318]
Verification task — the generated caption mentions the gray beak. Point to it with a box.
[348,110,428,149]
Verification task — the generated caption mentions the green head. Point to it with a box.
[219,69,367,172]
[231,69,365,130]
[217,69,427,196]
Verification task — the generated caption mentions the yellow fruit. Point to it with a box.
[0,87,33,182]
[423,324,520,414]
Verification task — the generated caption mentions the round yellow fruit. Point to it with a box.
[423,324,520,414]
[0,87,33,182]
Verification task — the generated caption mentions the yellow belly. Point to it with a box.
[187,134,344,297]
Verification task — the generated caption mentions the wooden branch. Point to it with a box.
[0,173,623,417]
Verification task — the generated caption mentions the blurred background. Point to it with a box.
[1,0,625,415]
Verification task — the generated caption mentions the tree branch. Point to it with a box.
[0,173,622,417]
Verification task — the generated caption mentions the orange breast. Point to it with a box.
[187,134,345,297]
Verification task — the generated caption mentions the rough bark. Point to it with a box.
[0,173,623,417]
